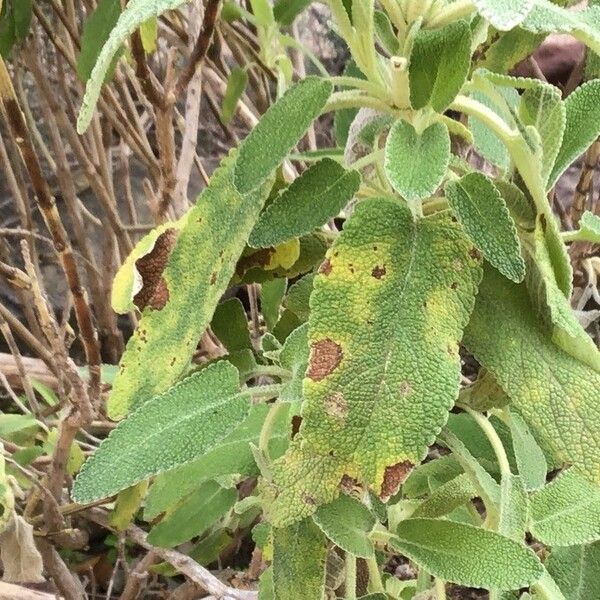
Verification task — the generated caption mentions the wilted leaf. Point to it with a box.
[0,515,44,583]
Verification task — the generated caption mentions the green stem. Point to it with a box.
[427,0,476,28]
[434,578,447,600]
[460,405,512,477]
[350,148,386,172]
[245,365,291,381]
[345,553,357,600]
[246,383,284,400]
[329,76,387,98]
[323,90,397,115]
[416,568,431,593]
[366,556,385,593]
[258,401,286,459]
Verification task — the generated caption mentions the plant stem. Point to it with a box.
[434,578,447,600]
[258,401,286,459]
[450,95,517,143]
[416,568,431,593]
[350,148,386,172]
[245,383,283,400]
[345,553,357,600]
[427,0,476,28]
[366,556,385,593]
[245,365,292,382]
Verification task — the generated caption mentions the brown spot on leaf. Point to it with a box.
[210,272,217,285]
[133,228,178,311]
[319,258,332,276]
[469,247,482,261]
[340,475,360,494]
[399,381,412,397]
[307,339,343,381]
[325,391,348,421]
[291,415,302,439]
[372,265,386,279]
[380,461,414,500]
[302,494,317,505]
[236,248,274,276]
[451,281,458,290]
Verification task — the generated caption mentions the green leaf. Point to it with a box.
[0,0,32,57]
[221,67,249,125]
[272,519,327,600]
[312,495,376,557]
[508,411,547,492]
[284,273,314,322]
[518,83,566,187]
[474,0,534,30]
[109,481,148,531]
[211,298,252,352]
[412,473,478,519]
[385,121,451,203]
[234,77,333,194]
[0,414,37,437]
[72,362,249,503]
[249,159,360,248]
[144,403,290,520]
[546,542,600,600]
[445,173,525,283]
[403,456,464,499]
[458,369,511,412]
[391,518,543,590]
[279,323,309,403]
[297,199,482,500]
[464,267,600,486]
[139,16,158,53]
[261,278,287,330]
[547,80,600,189]
[147,481,236,548]
[479,29,545,75]
[374,10,399,55]
[77,0,190,132]
[530,470,600,547]
[498,474,529,541]
[273,0,311,25]
[568,210,600,243]
[108,152,272,419]
[409,21,472,113]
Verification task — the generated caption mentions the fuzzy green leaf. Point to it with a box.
[474,0,534,30]
[234,78,333,194]
[546,542,600,600]
[261,278,287,330]
[312,495,376,558]
[211,298,252,352]
[279,323,309,403]
[508,412,547,492]
[147,481,236,548]
[272,519,327,600]
[108,152,271,419]
[385,121,451,203]
[77,0,191,132]
[220,67,249,125]
[273,0,311,25]
[464,267,600,486]
[72,362,248,503]
[445,173,525,283]
[391,518,543,590]
[284,273,314,322]
[249,159,360,248]
[409,21,472,112]
[412,473,478,520]
[498,474,529,541]
[548,80,600,189]
[569,210,600,243]
[296,199,482,502]
[144,403,290,520]
[530,470,600,547]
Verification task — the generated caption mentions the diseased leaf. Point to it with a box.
[272,519,327,600]
[391,518,543,590]
[147,481,236,548]
[530,470,600,547]
[234,77,333,194]
[73,362,249,502]
[385,121,450,204]
[464,267,600,485]
[312,494,376,558]
[78,0,190,132]
[108,152,272,419]
[0,515,44,583]
[409,21,472,112]
[546,542,600,600]
[249,159,360,248]
[547,80,600,189]
[295,199,482,503]
[508,411,547,492]
[144,403,290,520]
[474,0,534,30]
[445,173,525,283]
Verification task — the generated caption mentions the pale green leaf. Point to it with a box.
[144,403,290,520]
[283,273,314,322]
[249,159,360,248]
[234,77,333,194]
[508,412,547,491]
[409,21,472,112]
[109,481,148,531]
[391,518,543,590]
[530,470,600,546]
[385,121,451,202]
[412,473,478,519]
[72,362,249,503]
[108,152,271,419]
[474,0,534,30]
[0,414,37,437]
[458,369,511,412]
[464,267,600,486]
[139,16,157,53]
[546,542,600,600]
[498,474,529,541]
[147,481,236,548]
[403,455,464,499]
[279,323,309,403]
[568,210,600,243]
[211,298,252,352]
[312,495,376,558]
[445,173,525,282]
[547,79,600,189]
[261,278,287,330]
[272,519,327,600]
[374,10,399,55]
[478,29,545,75]
[221,67,248,125]
[77,0,191,132]
[297,199,482,501]
[0,453,15,533]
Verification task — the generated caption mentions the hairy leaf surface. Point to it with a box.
[445,173,525,283]
[73,362,248,503]
[464,267,600,485]
[474,0,534,30]
[108,152,271,419]
[546,542,600,599]
[249,158,360,248]
[298,199,482,500]
[391,518,543,590]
